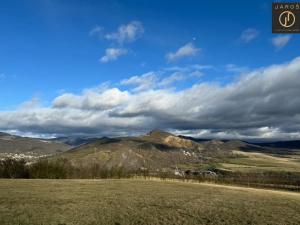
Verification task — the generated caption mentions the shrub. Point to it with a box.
[0,158,29,178]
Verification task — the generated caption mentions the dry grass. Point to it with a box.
[220,151,300,172]
[0,179,300,225]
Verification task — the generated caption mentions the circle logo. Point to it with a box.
[279,11,296,28]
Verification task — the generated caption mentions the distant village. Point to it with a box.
[0,152,49,161]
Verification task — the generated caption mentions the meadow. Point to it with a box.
[1,179,300,225]
[220,150,300,172]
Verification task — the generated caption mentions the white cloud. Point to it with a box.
[121,72,157,92]
[121,65,205,90]
[100,48,128,63]
[239,28,259,43]
[272,35,291,50]
[105,21,144,44]
[166,42,200,62]
[18,97,41,110]
[1,57,300,139]
[164,64,212,73]
[159,72,185,86]
[190,70,203,78]
[89,25,102,37]
[225,64,248,73]
[174,127,300,141]
[53,88,130,110]
[92,21,143,63]
[162,64,209,79]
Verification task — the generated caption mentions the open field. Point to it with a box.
[1,179,300,225]
[219,151,300,172]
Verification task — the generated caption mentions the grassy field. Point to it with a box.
[219,151,300,172]
[1,179,300,225]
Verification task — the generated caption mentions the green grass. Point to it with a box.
[1,179,300,225]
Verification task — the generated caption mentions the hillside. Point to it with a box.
[59,130,300,173]
[2,129,300,173]
[0,132,71,160]
[51,136,99,147]
[253,140,300,151]
[60,131,202,171]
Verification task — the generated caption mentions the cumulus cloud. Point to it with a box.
[239,28,259,43]
[105,21,144,44]
[53,88,130,110]
[1,57,300,139]
[100,48,128,63]
[18,97,42,110]
[272,35,291,50]
[166,42,200,62]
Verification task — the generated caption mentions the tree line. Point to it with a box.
[0,158,141,179]
[1,158,300,191]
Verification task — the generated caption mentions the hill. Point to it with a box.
[60,131,203,171]
[0,132,71,160]
[253,140,300,151]
[51,136,99,147]
[59,130,300,173]
[3,130,300,173]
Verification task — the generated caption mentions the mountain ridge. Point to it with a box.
[58,130,285,172]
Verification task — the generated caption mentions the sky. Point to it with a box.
[0,0,300,140]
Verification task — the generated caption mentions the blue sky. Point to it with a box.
[0,0,300,139]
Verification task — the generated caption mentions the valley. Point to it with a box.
[1,130,300,175]
[1,130,300,191]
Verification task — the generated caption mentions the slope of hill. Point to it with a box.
[51,136,99,147]
[179,135,300,155]
[60,132,202,171]
[0,132,71,160]
[59,130,300,173]
[3,130,299,173]
[253,140,300,150]
[138,129,201,150]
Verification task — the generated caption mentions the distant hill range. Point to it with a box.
[51,136,99,147]
[252,140,300,150]
[58,130,300,171]
[179,135,300,149]
[1,130,300,171]
[0,132,71,159]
